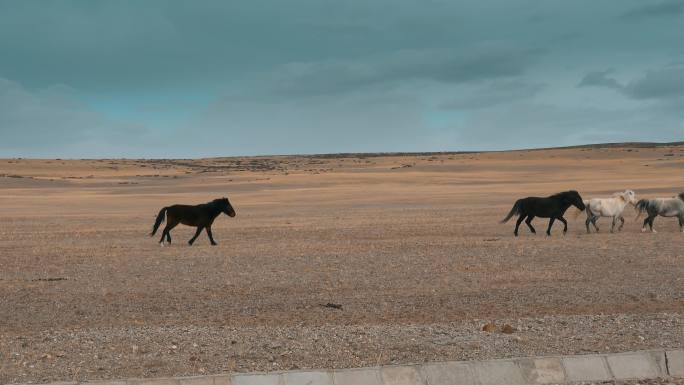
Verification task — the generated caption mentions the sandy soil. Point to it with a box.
[595,380,684,385]
[1,145,684,383]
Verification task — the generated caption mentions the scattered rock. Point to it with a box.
[482,322,497,332]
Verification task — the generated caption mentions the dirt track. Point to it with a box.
[1,145,684,383]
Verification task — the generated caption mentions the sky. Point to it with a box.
[1,0,683,158]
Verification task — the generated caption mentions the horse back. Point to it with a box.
[518,196,565,218]
[166,204,208,225]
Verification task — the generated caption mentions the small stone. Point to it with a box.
[482,322,497,332]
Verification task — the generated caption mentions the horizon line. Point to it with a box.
[2,141,683,161]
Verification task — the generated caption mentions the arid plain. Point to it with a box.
[1,144,684,383]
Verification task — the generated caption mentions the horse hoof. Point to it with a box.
[641,228,647,233]
[652,229,657,233]
[160,242,165,247]
[211,243,218,246]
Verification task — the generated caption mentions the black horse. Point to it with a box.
[151,197,236,246]
[501,190,586,236]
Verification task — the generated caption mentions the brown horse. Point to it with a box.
[151,197,236,246]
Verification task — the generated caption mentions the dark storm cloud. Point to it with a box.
[619,0,684,20]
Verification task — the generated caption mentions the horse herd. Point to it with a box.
[502,190,684,236]
[150,191,684,245]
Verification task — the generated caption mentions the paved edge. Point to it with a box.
[10,349,684,385]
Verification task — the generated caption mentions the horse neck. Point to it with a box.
[208,202,223,217]
[614,196,628,208]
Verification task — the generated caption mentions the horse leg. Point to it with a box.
[585,215,592,233]
[618,216,625,231]
[610,216,616,233]
[649,215,657,233]
[642,216,650,233]
[546,217,556,236]
[679,216,684,232]
[159,229,167,246]
[525,215,536,234]
[161,220,179,245]
[514,215,525,237]
[188,226,204,245]
[558,216,568,234]
[206,226,217,246]
[592,216,600,232]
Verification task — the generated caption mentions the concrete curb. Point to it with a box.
[12,349,684,385]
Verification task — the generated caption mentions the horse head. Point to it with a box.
[566,190,586,211]
[219,197,236,217]
[624,190,638,205]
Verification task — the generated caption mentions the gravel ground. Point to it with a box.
[1,149,684,384]
[2,313,683,383]
[571,379,684,385]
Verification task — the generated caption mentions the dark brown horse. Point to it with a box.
[151,197,236,246]
[501,190,586,236]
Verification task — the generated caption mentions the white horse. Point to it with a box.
[582,190,637,233]
[635,192,684,233]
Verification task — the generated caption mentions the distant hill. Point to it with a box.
[302,141,684,159]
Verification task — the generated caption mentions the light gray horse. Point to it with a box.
[582,190,637,233]
[635,192,684,233]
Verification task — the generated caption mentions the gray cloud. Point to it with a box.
[578,67,684,101]
[259,43,543,98]
[624,67,684,100]
[441,80,544,110]
[619,0,684,20]
[577,69,622,90]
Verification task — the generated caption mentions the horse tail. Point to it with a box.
[151,207,168,236]
[501,199,522,223]
[634,199,647,220]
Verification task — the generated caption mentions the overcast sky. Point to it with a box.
[1,0,683,158]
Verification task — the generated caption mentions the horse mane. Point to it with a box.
[204,198,225,207]
[549,190,577,199]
